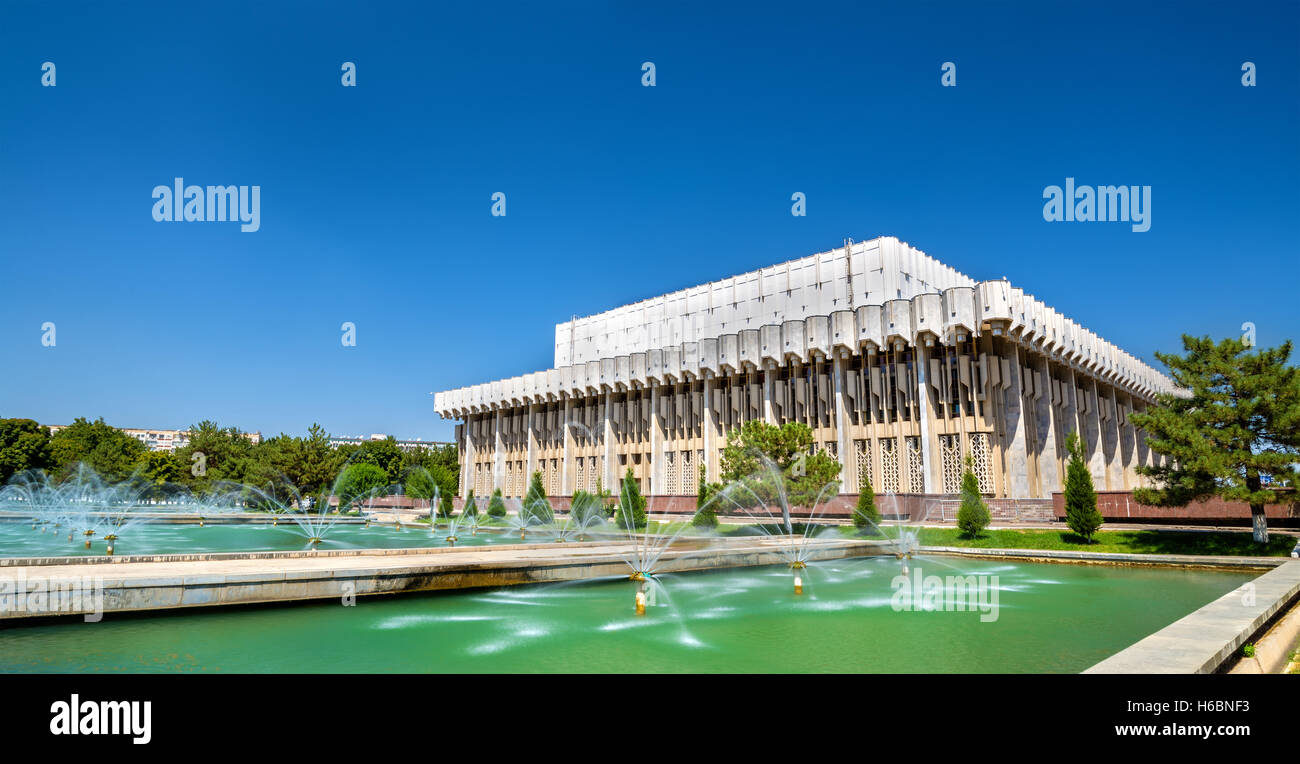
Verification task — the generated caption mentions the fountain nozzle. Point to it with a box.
[634,590,647,616]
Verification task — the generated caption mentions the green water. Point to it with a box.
[0,556,1254,673]
[0,521,517,557]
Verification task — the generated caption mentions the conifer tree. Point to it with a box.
[1063,430,1102,541]
[486,488,507,518]
[521,470,554,524]
[1130,336,1300,544]
[616,467,648,529]
[854,466,880,529]
[437,490,454,519]
[956,457,990,537]
[692,463,719,528]
[462,488,477,516]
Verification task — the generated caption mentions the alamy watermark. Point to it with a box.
[151,177,260,232]
[1043,178,1151,232]
[0,572,104,622]
[890,565,1000,622]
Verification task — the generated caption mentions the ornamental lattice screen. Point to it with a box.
[576,457,584,495]
[664,451,678,495]
[880,437,900,493]
[548,459,559,494]
[854,439,873,493]
[940,434,962,494]
[906,437,925,493]
[970,432,994,493]
[681,450,694,494]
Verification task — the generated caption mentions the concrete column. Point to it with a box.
[831,351,853,490]
[763,362,777,423]
[1105,385,1123,490]
[603,388,615,490]
[492,408,504,493]
[702,371,717,482]
[914,343,936,494]
[1001,342,1032,499]
[1035,355,1061,495]
[460,417,473,498]
[525,402,539,489]
[561,396,573,495]
[1086,377,1106,486]
[650,383,664,494]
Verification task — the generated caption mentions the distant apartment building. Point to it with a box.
[42,425,261,452]
[327,433,453,452]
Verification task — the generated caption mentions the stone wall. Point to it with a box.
[1052,490,1300,526]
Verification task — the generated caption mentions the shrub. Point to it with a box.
[569,490,601,525]
[615,468,647,529]
[692,464,719,528]
[462,488,477,516]
[437,491,453,519]
[956,457,990,537]
[1063,431,1103,541]
[486,488,507,518]
[853,467,880,529]
[520,471,554,524]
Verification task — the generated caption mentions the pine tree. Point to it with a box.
[486,488,507,518]
[956,457,990,537]
[1063,430,1102,541]
[854,466,880,529]
[521,470,554,524]
[462,488,477,516]
[692,463,719,528]
[616,467,648,529]
[1130,336,1300,544]
[437,490,454,519]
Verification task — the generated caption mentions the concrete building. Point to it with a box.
[327,434,453,452]
[43,425,260,452]
[433,236,1177,503]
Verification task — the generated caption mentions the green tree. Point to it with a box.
[1063,430,1103,541]
[49,417,148,482]
[437,490,454,519]
[486,488,507,518]
[1130,336,1300,544]
[718,420,842,527]
[333,462,390,512]
[616,467,648,529]
[956,457,990,537]
[133,450,185,500]
[0,418,52,482]
[520,470,554,523]
[853,467,880,529]
[173,420,254,492]
[289,424,345,503]
[462,488,478,516]
[692,463,719,528]
[569,490,602,525]
[349,438,405,483]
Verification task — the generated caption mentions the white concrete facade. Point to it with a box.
[435,236,1176,501]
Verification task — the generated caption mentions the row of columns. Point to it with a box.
[458,339,1152,500]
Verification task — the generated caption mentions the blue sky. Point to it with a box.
[1,1,1297,442]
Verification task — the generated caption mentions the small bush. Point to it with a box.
[956,458,990,538]
[486,488,507,518]
[692,464,719,528]
[615,468,647,529]
[853,467,880,529]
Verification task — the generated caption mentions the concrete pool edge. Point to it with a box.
[920,545,1283,571]
[0,537,893,622]
[1083,559,1300,674]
